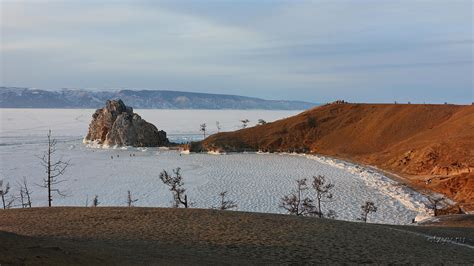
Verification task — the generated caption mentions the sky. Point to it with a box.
[1,0,473,103]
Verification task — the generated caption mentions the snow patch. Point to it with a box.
[302,154,431,218]
[207,150,227,155]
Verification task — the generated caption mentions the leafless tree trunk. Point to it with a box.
[19,187,25,208]
[0,180,11,210]
[159,167,188,208]
[280,178,315,216]
[127,190,138,207]
[214,191,237,210]
[312,175,334,218]
[18,177,32,208]
[39,130,70,207]
[359,201,377,222]
[200,123,207,138]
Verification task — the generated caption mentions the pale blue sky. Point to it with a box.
[1,0,473,103]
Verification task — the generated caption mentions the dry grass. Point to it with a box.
[1,207,473,264]
[200,103,474,210]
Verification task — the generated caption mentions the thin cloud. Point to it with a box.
[1,1,472,103]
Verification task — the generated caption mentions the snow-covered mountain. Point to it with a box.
[0,87,317,110]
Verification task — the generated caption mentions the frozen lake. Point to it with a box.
[0,108,300,143]
[0,109,430,224]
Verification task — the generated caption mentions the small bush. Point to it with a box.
[307,116,317,128]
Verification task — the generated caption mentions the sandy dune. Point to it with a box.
[0,207,473,264]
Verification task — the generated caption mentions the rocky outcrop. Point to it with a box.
[84,99,169,147]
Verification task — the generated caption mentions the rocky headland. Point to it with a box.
[84,99,169,147]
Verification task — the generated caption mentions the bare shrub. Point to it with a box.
[240,119,249,129]
[127,190,138,207]
[214,191,237,210]
[92,195,100,207]
[312,175,334,218]
[280,178,315,216]
[326,209,338,219]
[159,167,188,208]
[18,177,32,208]
[307,116,316,128]
[359,201,377,222]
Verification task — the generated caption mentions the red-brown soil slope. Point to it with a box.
[200,103,474,210]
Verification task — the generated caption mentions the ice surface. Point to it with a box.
[0,109,430,224]
[0,108,300,143]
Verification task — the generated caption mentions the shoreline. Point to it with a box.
[308,153,443,200]
[195,147,459,215]
[82,141,436,222]
[300,152,466,214]
[182,149,434,222]
[4,134,440,223]
[275,152,433,221]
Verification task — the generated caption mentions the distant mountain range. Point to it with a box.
[0,87,317,110]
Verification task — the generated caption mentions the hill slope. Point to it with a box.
[200,103,474,210]
[0,208,473,264]
[0,87,316,110]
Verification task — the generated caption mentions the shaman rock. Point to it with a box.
[84,99,169,147]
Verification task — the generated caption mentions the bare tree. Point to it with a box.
[214,191,237,210]
[240,119,249,129]
[19,187,26,208]
[427,195,445,217]
[312,175,334,218]
[257,119,267,125]
[18,177,32,208]
[359,201,377,222]
[159,167,188,208]
[5,197,15,209]
[0,180,11,210]
[200,123,207,138]
[216,121,221,133]
[92,195,100,207]
[127,190,138,207]
[280,178,315,216]
[39,130,70,207]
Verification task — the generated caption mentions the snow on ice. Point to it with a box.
[0,109,430,224]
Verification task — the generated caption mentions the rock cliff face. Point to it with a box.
[84,99,169,147]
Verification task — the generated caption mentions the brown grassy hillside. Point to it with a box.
[200,103,474,210]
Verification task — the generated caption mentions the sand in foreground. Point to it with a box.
[1,207,473,264]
